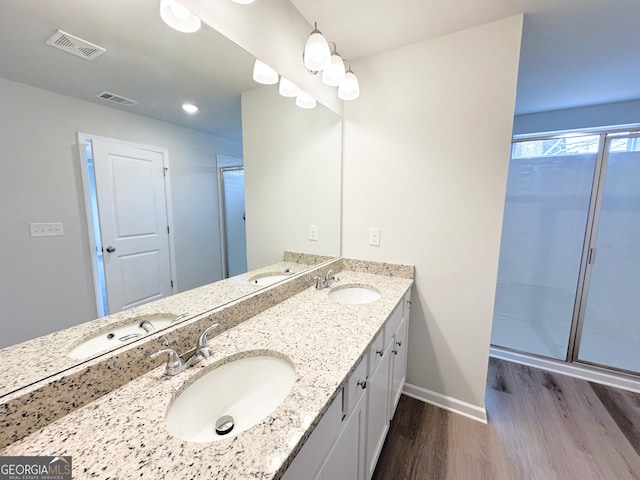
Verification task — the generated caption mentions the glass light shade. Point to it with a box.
[338,71,360,101]
[295,91,316,109]
[230,0,255,3]
[279,77,299,97]
[252,59,278,85]
[160,0,201,33]
[322,53,346,86]
[303,30,331,71]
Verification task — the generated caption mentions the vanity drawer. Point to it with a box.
[403,290,412,317]
[345,352,368,417]
[384,301,403,345]
[368,329,385,374]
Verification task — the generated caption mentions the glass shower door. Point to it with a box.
[491,135,599,359]
[576,133,640,373]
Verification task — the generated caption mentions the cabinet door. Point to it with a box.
[389,314,409,420]
[317,392,366,480]
[365,344,392,479]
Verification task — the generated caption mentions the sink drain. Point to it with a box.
[215,415,235,435]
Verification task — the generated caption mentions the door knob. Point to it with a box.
[105,246,116,253]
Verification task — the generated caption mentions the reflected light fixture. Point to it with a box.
[338,61,360,101]
[181,103,198,114]
[279,77,299,98]
[303,22,331,72]
[253,59,279,85]
[321,43,346,87]
[160,0,201,33]
[295,90,316,109]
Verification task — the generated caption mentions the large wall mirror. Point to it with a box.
[0,0,342,396]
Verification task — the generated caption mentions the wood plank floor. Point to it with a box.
[372,358,640,480]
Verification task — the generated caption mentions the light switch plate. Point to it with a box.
[308,224,318,241]
[30,222,64,237]
[369,228,380,246]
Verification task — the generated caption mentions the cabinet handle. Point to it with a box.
[376,349,383,357]
[396,340,402,347]
[392,349,398,355]
[357,378,367,390]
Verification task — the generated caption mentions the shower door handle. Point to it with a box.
[587,247,596,265]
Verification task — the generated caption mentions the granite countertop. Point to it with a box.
[2,269,413,479]
[0,260,310,398]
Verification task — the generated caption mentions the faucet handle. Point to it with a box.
[151,348,183,371]
[197,323,219,358]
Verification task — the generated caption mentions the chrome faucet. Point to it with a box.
[138,320,155,333]
[314,270,339,290]
[151,322,219,376]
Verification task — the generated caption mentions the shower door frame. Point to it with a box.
[498,125,640,378]
[568,130,640,375]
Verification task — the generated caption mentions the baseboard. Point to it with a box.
[402,383,487,424]
[490,347,640,394]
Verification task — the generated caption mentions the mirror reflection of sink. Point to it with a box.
[165,354,296,443]
[67,313,187,359]
[328,285,382,305]
[248,271,293,286]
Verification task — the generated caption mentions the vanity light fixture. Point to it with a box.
[295,90,317,109]
[338,61,360,101]
[181,103,198,114]
[160,0,201,33]
[302,22,360,101]
[253,59,279,85]
[321,43,346,87]
[279,77,299,98]
[230,0,256,3]
[303,22,331,72]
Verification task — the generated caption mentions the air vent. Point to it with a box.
[46,29,106,61]
[96,91,139,107]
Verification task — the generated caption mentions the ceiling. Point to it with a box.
[289,0,640,115]
[2,0,638,134]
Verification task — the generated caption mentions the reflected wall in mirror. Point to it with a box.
[0,0,341,386]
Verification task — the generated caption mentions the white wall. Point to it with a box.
[0,77,241,348]
[514,99,640,135]
[342,16,523,414]
[242,86,342,269]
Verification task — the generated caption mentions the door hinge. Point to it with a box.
[163,167,168,177]
[167,225,170,234]
[171,280,174,288]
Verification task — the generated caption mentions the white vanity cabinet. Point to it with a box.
[283,289,411,480]
[283,353,368,480]
[389,291,411,420]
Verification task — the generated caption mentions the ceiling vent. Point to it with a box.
[46,29,106,61]
[96,91,139,107]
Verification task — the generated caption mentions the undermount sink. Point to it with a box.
[165,354,296,442]
[328,285,382,305]
[67,312,187,359]
[248,271,293,286]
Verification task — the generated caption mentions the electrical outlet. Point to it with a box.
[30,222,64,237]
[369,228,380,246]
[308,225,318,241]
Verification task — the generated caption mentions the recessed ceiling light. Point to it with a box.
[182,103,198,114]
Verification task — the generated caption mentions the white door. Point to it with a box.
[92,138,173,313]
